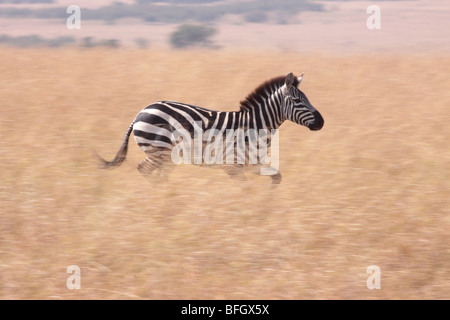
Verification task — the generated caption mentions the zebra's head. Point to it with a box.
[282,72,324,131]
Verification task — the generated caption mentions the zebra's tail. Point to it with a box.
[96,121,134,169]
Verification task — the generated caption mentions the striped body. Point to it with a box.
[97,73,324,184]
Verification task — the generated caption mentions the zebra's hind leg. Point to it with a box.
[136,147,172,181]
[137,156,159,177]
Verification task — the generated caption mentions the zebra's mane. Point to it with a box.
[239,75,299,111]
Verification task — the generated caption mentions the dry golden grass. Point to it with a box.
[0,48,449,299]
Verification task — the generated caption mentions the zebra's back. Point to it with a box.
[133,100,240,145]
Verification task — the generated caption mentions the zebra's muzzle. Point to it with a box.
[308,111,324,131]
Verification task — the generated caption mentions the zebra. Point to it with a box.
[97,72,324,184]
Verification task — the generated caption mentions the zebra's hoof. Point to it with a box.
[271,173,282,184]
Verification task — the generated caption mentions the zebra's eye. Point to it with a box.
[292,95,300,102]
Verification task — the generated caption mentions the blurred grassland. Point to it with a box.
[0,48,449,299]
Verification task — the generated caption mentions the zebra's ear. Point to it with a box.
[285,72,295,88]
[297,72,304,86]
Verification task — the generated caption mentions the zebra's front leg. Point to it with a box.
[270,172,282,185]
[223,164,247,181]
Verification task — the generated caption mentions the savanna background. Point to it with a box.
[0,0,449,300]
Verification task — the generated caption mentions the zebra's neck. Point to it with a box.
[238,86,285,131]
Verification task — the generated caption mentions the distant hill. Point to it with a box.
[0,0,323,24]
[0,0,448,52]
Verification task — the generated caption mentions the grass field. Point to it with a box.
[0,48,449,299]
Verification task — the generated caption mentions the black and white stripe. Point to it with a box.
[97,72,324,183]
